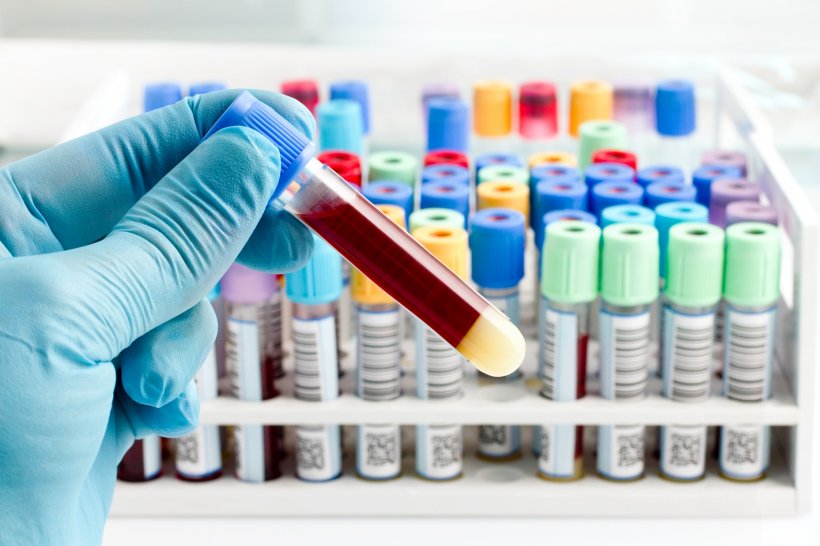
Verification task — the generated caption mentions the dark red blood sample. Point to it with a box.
[297,197,488,348]
[117,440,162,482]
[262,354,280,400]
[424,149,470,169]
[263,426,284,480]
[577,334,588,399]
[592,149,638,171]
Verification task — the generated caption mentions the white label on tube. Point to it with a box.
[357,308,402,401]
[538,424,580,479]
[720,424,770,480]
[597,424,645,480]
[356,423,402,480]
[175,425,222,479]
[660,424,707,481]
[234,424,265,483]
[416,322,463,400]
[227,317,262,402]
[599,310,650,401]
[295,424,342,482]
[293,315,339,402]
[662,308,714,402]
[416,424,462,480]
[723,307,776,402]
[542,307,579,402]
[195,347,219,401]
[141,435,162,479]
[478,425,520,458]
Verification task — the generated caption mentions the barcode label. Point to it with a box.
[227,318,262,402]
[599,311,651,401]
[416,322,463,400]
[720,424,770,480]
[295,424,342,482]
[537,424,581,479]
[597,424,645,480]
[293,315,339,401]
[175,425,222,479]
[356,308,402,401]
[478,425,520,458]
[541,307,579,402]
[356,423,402,480]
[261,293,284,378]
[723,308,775,401]
[233,424,265,483]
[660,424,706,481]
[662,308,714,402]
[416,424,462,480]
[195,347,219,401]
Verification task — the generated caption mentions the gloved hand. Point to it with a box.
[0,89,315,545]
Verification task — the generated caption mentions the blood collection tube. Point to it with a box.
[351,206,406,480]
[719,222,780,481]
[591,149,638,171]
[424,149,470,169]
[117,437,162,482]
[363,181,414,222]
[701,150,747,177]
[528,151,577,169]
[222,264,283,482]
[644,181,696,209]
[659,223,724,482]
[368,151,418,188]
[409,208,465,233]
[537,221,600,480]
[330,80,371,135]
[473,81,514,154]
[585,163,635,187]
[691,165,743,207]
[569,80,613,138]
[709,179,761,227]
[317,150,362,188]
[518,81,558,157]
[637,165,685,189]
[654,80,697,170]
[476,181,530,224]
[412,226,468,480]
[286,234,344,482]
[205,92,525,378]
[597,223,659,481]
[175,284,223,482]
[281,80,320,116]
[422,164,470,187]
[591,182,644,221]
[470,209,526,460]
[143,82,183,112]
[578,120,628,170]
[427,97,470,153]
[477,164,529,187]
[726,202,777,227]
[600,204,655,228]
[189,82,226,96]
[317,100,364,156]
[420,181,470,227]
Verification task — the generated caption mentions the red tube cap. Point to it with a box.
[591,149,637,171]
[518,81,558,139]
[281,79,319,115]
[423,149,469,169]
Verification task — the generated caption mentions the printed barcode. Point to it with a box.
[358,310,402,401]
[423,327,463,400]
[725,311,772,402]
[612,317,650,401]
[260,296,284,376]
[541,311,557,400]
[226,322,242,399]
[668,311,714,401]
[293,317,337,401]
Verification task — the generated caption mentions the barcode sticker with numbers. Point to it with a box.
[723,307,775,402]
[295,424,342,482]
[599,310,651,401]
[175,425,222,479]
[660,424,706,481]
[356,423,402,480]
[416,424,462,480]
[416,322,463,400]
[356,308,402,401]
[720,424,770,480]
[541,307,579,402]
[538,424,580,479]
[662,308,715,402]
[597,424,645,480]
[478,425,520,458]
[293,315,339,402]
[227,318,262,402]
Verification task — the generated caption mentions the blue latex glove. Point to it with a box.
[0,89,315,545]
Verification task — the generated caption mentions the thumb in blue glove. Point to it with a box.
[0,89,315,545]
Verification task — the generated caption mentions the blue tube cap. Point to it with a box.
[530,164,582,185]
[420,181,470,227]
[645,181,696,209]
[285,234,343,305]
[427,98,469,152]
[636,165,685,188]
[421,164,470,186]
[475,153,522,176]
[144,83,183,112]
[363,181,414,223]
[330,80,371,134]
[203,91,315,201]
[591,181,644,218]
[655,80,696,136]
[536,209,596,252]
[533,179,588,234]
[189,82,227,96]
[601,204,656,228]
[469,208,526,289]
[654,201,709,279]
[317,99,364,155]
[584,163,635,187]
[692,164,743,206]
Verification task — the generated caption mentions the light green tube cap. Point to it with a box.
[541,221,601,304]
[601,223,659,307]
[477,164,529,185]
[578,120,628,170]
[369,151,418,187]
[723,222,781,307]
[409,208,465,233]
[665,222,725,308]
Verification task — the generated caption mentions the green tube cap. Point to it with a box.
[368,151,418,187]
[665,222,725,307]
[541,221,601,304]
[578,120,628,170]
[723,222,780,307]
[477,164,529,185]
[409,208,465,233]
[601,223,659,306]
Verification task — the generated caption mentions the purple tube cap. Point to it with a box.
[701,150,747,177]
[613,81,654,132]
[709,179,761,227]
[726,201,777,226]
[422,82,461,105]
[221,263,278,304]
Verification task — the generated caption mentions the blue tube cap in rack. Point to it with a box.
[534,179,588,235]
[421,164,470,186]
[363,181,414,223]
[530,164,582,185]
[601,204,655,228]
[469,209,526,289]
[591,181,644,219]
[475,153,523,176]
[636,165,685,188]
[203,91,314,201]
[317,99,364,155]
[427,98,470,152]
[655,80,696,137]
[654,201,709,279]
[538,209,597,253]
[285,234,344,305]
[584,163,635,187]
[692,164,743,207]
[144,82,183,112]
[330,80,371,134]
[189,82,227,96]
[420,181,470,226]
[645,181,696,209]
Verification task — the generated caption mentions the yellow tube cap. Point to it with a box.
[473,81,513,137]
[528,151,578,169]
[412,225,468,280]
[351,205,406,305]
[477,180,530,224]
[569,80,613,137]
